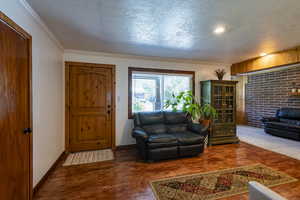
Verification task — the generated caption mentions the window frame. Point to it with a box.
[128,67,195,119]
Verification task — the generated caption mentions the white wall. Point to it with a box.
[0,0,64,187]
[64,50,231,146]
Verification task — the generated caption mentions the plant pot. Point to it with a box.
[199,119,211,128]
[217,75,224,80]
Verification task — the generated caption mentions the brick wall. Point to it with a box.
[245,66,300,127]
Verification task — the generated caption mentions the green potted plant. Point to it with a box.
[199,103,218,126]
[165,91,201,121]
[164,91,217,127]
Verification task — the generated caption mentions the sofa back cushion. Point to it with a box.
[143,124,167,135]
[135,111,164,126]
[164,111,189,124]
[166,124,188,133]
[276,108,300,120]
[134,111,190,134]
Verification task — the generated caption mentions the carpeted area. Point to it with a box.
[151,164,297,200]
[63,149,114,166]
[237,125,300,161]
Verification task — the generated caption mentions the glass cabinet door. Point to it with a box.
[213,84,235,124]
[213,85,223,109]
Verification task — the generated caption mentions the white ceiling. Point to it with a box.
[27,0,300,63]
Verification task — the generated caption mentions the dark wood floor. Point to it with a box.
[34,142,300,200]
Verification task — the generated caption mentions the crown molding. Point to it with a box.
[64,49,231,66]
[19,0,64,51]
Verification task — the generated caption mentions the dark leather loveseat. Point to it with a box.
[261,108,300,141]
[132,111,208,161]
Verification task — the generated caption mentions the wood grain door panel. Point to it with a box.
[70,114,111,148]
[68,65,113,152]
[0,12,32,200]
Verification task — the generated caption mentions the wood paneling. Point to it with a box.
[0,11,32,200]
[128,67,195,118]
[33,142,300,200]
[235,76,247,125]
[231,47,300,75]
[65,62,116,152]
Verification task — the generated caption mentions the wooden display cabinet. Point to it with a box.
[201,80,239,145]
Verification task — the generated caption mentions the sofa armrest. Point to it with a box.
[132,127,149,140]
[188,123,208,137]
[261,117,279,123]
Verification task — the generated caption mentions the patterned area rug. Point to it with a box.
[63,149,114,166]
[151,164,297,200]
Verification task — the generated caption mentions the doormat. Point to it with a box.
[63,149,114,166]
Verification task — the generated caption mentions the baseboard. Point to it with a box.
[115,144,136,151]
[33,151,67,196]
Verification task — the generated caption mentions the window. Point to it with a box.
[128,67,195,118]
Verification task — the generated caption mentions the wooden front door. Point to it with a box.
[0,12,32,200]
[66,63,115,152]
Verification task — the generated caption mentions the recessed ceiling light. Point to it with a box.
[260,52,268,57]
[214,26,226,35]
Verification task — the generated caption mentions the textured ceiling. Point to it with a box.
[27,0,300,63]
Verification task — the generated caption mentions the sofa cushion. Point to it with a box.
[265,127,300,140]
[138,111,164,125]
[167,124,188,133]
[148,141,178,149]
[280,118,300,126]
[172,131,204,145]
[143,124,166,134]
[277,108,300,120]
[164,111,189,124]
[148,133,177,143]
[147,134,178,149]
[265,122,300,132]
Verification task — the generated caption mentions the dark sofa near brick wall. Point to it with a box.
[246,66,300,128]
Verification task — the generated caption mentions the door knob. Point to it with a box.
[23,128,32,135]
